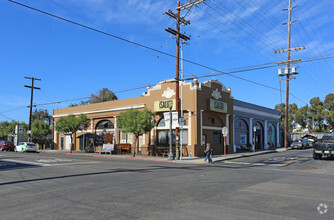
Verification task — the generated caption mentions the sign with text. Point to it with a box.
[210,99,228,113]
[103,144,114,151]
[154,99,176,112]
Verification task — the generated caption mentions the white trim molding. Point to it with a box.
[53,104,145,118]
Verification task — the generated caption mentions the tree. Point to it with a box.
[0,121,14,140]
[309,97,326,131]
[68,88,118,107]
[324,93,334,130]
[32,109,52,126]
[0,121,27,141]
[55,114,89,153]
[275,103,297,132]
[90,88,118,103]
[295,105,309,130]
[117,109,155,157]
[31,120,52,149]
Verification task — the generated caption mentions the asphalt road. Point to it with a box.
[0,149,333,220]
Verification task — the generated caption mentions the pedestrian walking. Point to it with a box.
[204,143,213,163]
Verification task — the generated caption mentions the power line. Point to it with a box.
[210,0,284,51]
[7,0,331,109]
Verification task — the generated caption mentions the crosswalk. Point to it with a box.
[215,156,312,167]
[0,157,98,170]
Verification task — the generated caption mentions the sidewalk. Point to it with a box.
[40,148,289,164]
[180,148,288,164]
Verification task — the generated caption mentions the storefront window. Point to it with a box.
[157,117,188,145]
[120,130,133,144]
[157,129,188,145]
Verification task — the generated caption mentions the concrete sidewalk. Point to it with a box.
[179,148,288,164]
[40,148,288,164]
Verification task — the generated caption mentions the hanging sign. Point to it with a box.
[163,112,179,127]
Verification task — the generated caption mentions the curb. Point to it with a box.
[41,148,289,164]
[179,149,280,164]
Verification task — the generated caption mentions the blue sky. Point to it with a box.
[1,0,334,123]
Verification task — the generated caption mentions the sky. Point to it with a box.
[1,0,334,123]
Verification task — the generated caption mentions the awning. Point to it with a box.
[77,133,100,139]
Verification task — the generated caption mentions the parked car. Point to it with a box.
[290,139,309,149]
[313,134,334,160]
[0,140,15,151]
[307,139,315,148]
[15,142,38,152]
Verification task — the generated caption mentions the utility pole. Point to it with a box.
[165,0,205,159]
[275,0,304,148]
[24,76,41,141]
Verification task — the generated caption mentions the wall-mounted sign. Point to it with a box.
[210,99,227,113]
[154,99,176,112]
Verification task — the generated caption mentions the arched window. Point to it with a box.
[96,120,114,130]
[157,118,166,127]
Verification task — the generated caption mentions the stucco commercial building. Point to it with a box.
[53,78,281,157]
[233,99,281,152]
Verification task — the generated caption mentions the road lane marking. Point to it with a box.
[48,162,98,166]
[224,161,266,166]
[1,159,51,166]
[0,159,98,167]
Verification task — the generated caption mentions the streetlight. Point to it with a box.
[168,106,174,160]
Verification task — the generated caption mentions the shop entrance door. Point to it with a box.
[65,135,71,150]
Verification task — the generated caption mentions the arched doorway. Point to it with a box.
[235,118,249,151]
[253,121,264,150]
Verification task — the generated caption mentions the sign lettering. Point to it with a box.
[154,99,176,112]
[210,99,228,113]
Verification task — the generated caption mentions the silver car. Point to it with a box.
[290,139,309,149]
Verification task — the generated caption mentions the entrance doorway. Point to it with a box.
[254,122,264,150]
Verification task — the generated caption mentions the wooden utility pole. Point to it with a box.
[24,76,41,140]
[175,1,181,160]
[165,0,205,159]
[275,0,304,148]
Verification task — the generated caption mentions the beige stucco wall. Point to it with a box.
[53,79,233,157]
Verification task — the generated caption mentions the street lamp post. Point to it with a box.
[168,106,174,160]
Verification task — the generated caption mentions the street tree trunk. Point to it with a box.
[132,136,138,157]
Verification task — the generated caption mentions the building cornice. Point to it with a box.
[53,104,145,118]
[234,105,280,119]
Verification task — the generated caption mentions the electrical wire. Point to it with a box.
[7,0,330,110]
[210,0,284,52]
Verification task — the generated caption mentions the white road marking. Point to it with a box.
[1,159,51,166]
[0,158,98,167]
[224,161,266,166]
[36,159,72,163]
